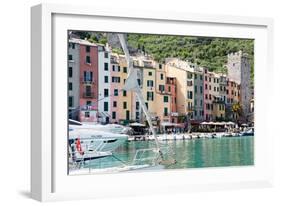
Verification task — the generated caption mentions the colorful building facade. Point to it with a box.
[98,45,111,124]
[68,38,100,122]
[193,66,204,121]
[68,38,252,126]
[209,72,225,120]
[118,56,133,124]
[110,54,122,123]
[227,51,251,122]
[225,79,240,121]
[155,61,168,123]
[68,39,80,121]
[165,58,191,117]
[165,77,177,123]
[203,67,213,121]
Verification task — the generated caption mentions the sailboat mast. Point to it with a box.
[117,34,161,152]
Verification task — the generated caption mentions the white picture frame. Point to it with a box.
[31,3,274,202]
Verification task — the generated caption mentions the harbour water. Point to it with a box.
[81,136,254,171]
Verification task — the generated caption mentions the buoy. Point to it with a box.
[76,138,84,155]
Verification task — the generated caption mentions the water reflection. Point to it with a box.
[84,136,254,170]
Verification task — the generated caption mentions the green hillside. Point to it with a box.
[70,31,254,81]
[127,34,254,75]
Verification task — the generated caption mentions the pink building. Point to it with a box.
[166,77,178,123]
[79,42,99,122]
[226,79,240,105]
[225,79,240,120]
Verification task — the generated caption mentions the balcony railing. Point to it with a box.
[166,80,176,85]
[82,92,95,98]
[110,56,119,64]
[187,80,193,86]
[133,61,141,67]
[80,78,94,84]
[158,90,170,95]
[143,61,154,68]
[162,112,179,117]
[187,106,194,111]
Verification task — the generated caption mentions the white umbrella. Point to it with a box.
[161,122,178,127]
[129,122,146,127]
[227,121,235,125]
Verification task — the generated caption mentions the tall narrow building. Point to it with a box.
[98,45,111,124]
[203,67,212,121]
[68,39,80,121]
[110,54,122,123]
[155,62,172,124]
[165,76,177,123]
[227,51,251,122]
[165,58,192,117]
[193,65,204,121]
[141,59,157,122]
[77,39,99,122]
[210,73,225,120]
[118,55,133,124]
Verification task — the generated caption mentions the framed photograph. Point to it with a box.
[31,3,274,201]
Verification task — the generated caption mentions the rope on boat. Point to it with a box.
[111,154,128,166]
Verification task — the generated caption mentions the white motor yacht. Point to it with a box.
[68,120,128,162]
[69,119,132,134]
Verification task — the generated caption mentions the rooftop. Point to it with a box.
[69,38,104,47]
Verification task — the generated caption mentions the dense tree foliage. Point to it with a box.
[70,31,254,81]
[127,34,254,76]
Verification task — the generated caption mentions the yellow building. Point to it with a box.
[155,63,171,123]
[210,73,225,120]
[212,102,225,120]
[132,57,177,125]
[141,59,157,121]
[117,55,133,124]
[130,57,144,123]
[129,57,159,124]
[186,70,194,118]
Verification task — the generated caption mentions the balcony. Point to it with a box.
[213,96,225,103]
[143,61,154,68]
[82,92,95,98]
[80,78,94,84]
[82,81,94,85]
[170,112,179,117]
[110,56,118,64]
[187,80,193,86]
[159,90,167,95]
[166,78,176,85]
[162,112,178,117]
[186,106,194,111]
[133,60,141,67]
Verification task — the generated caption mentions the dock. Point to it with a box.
[128,132,243,141]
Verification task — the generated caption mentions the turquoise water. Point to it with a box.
[83,136,254,170]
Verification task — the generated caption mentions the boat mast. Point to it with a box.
[117,34,162,155]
